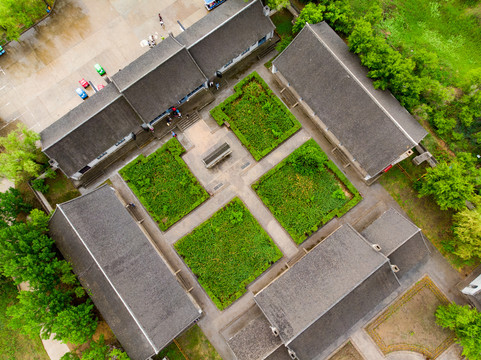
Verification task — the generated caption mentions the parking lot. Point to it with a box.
[0,0,208,133]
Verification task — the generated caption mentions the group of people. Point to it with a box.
[148,35,157,48]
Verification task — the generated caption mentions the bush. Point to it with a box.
[253,139,361,244]
[175,198,282,309]
[120,138,209,231]
[31,178,49,194]
[210,72,301,161]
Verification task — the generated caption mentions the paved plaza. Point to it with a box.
[0,0,208,134]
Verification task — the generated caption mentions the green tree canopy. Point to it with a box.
[292,3,326,33]
[0,187,32,227]
[0,0,48,41]
[452,196,481,260]
[266,0,290,11]
[418,155,481,211]
[0,124,43,184]
[436,303,481,360]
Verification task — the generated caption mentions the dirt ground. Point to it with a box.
[366,277,454,359]
[327,342,365,360]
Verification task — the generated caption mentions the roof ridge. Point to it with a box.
[307,22,417,146]
[56,201,158,354]
[187,0,258,49]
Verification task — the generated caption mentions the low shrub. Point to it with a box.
[120,138,209,231]
[253,139,361,244]
[210,72,301,161]
[175,198,282,310]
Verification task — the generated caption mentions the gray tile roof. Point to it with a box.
[265,346,292,360]
[289,262,400,359]
[49,185,200,360]
[254,225,388,344]
[361,208,420,256]
[112,39,207,122]
[226,306,282,360]
[273,23,427,177]
[40,83,143,177]
[175,0,248,47]
[181,0,275,77]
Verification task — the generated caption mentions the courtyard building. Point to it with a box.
[271,22,428,183]
[49,185,202,360]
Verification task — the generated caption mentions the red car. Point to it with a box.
[79,78,89,89]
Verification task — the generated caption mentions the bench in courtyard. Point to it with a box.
[202,142,232,168]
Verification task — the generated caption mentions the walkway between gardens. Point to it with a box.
[87,59,466,360]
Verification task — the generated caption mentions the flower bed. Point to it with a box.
[175,198,282,310]
[210,72,301,161]
[253,139,361,244]
[120,138,209,231]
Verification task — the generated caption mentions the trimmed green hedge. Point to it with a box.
[120,138,209,231]
[253,139,361,244]
[210,71,301,161]
[175,198,282,310]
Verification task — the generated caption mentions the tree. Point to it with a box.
[0,209,59,289]
[417,156,480,211]
[60,335,130,360]
[436,304,481,360]
[0,124,43,183]
[292,3,326,33]
[0,187,32,226]
[51,302,98,345]
[452,196,481,260]
[0,0,47,41]
[266,0,289,11]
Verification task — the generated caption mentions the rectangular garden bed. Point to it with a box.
[119,138,209,231]
[174,198,282,310]
[210,72,301,161]
[252,139,361,244]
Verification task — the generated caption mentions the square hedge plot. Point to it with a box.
[119,138,209,231]
[175,198,282,310]
[253,139,361,244]
[210,72,301,161]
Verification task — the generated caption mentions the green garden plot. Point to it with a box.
[175,198,282,310]
[253,139,361,244]
[120,138,209,231]
[210,72,301,161]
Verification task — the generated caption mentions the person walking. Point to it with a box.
[158,13,165,28]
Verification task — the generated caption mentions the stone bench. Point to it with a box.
[202,142,232,168]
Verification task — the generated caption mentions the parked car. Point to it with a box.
[0,46,5,56]
[76,87,88,99]
[79,78,89,88]
[94,63,106,76]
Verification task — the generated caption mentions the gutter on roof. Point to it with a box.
[56,204,158,355]
[187,0,258,49]
[304,23,418,146]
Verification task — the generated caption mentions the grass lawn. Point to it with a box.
[271,9,293,37]
[366,277,454,358]
[349,0,481,84]
[120,138,209,231]
[210,72,301,161]
[0,277,49,360]
[327,342,364,360]
[154,325,221,360]
[175,198,282,310]
[43,170,81,206]
[253,139,361,244]
[378,154,477,272]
